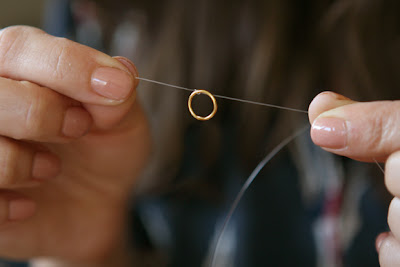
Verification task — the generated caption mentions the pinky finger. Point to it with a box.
[0,137,61,188]
[0,194,36,224]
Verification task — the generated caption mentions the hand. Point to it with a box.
[0,26,151,265]
[308,91,400,266]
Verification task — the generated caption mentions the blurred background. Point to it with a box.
[0,0,398,266]
[0,1,45,28]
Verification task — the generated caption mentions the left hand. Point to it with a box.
[0,26,151,265]
[309,91,400,266]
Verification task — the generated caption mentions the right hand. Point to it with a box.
[309,92,400,266]
[0,26,151,265]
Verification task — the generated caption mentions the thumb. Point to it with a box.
[84,57,140,130]
[309,91,400,161]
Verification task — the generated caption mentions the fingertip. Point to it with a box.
[83,94,136,130]
[86,57,139,130]
[91,67,135,102]
[385,151,400,197]
[376,232,390,253]
[8,199,36,221]
[308,91,354,124]
[32,152,61,180]
[62,107,93,139]
[113,56,139,88]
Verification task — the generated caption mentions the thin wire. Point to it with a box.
[209,124,310,267]
[137,76,383,264]
[213,94,308,114]
[136,77,194,92]
[373,158,385,174]
[136,76,309,264]
[136,77,308,114]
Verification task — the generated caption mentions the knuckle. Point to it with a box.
[0,139,23,186]
[21,85,55,140]
[0,26,44,66]
[367,115,385,151]
[365,104,399,154]
[0,27,24,64]
[49,38,74,80]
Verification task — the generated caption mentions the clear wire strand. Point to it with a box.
[136,77,308,114]
[136,76,385,265]
[373,158,385,174]
[209,125,310,267]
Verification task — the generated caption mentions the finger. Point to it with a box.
[0,26,140,130]
[0,193,36,224]
[377,232,400,267]
[388,198,400,241]
[0,195,38,259]
[0,136,60,187]
[0,77,92,142]
[376,232,390,253]
[309,92,400,161]
[83,56,139,130]
[385,151,400,197]
[0,26,137,105]
[308,91,355,124]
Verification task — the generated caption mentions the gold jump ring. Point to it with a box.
[188,90,218,121]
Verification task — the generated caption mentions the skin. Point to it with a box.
[0,26,151,266]
[309,91,400,266]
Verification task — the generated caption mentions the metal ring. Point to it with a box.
[188,89,218,121]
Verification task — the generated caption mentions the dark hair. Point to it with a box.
[87,1,396,265]
[90,0,400,189]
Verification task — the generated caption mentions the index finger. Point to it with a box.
[309,92,400,161]
[0,26,137,106]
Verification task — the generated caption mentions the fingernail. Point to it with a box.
[62,107,92,138]
[114,57,139,88]
[311,117,347,149]
[114,57,138,77]
[32,152,61,180]
[376,232,389,253]
[91,67,134,101]
[8,199,36,221]
[319,91,351,101]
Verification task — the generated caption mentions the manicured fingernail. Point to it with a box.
[91,67,134,101]
[32,152,61,180]
[114,57,138,77]
[62,107,92,138]
[319,91,351,101]
[114,57,139,88]
[376,232,389,253]
[311,117,347,149]
[8,199,36,221]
